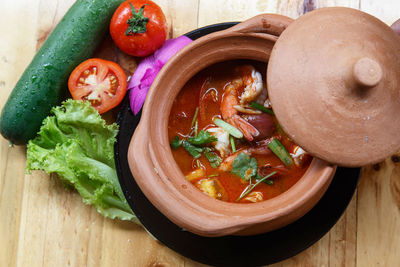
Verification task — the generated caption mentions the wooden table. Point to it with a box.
[1,0,400,266]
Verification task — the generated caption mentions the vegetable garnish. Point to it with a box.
[182,141,203,159]
[259,174,274,185]
[171,130,216,148]
[187,130,217,145]
[231,153,258,181]
[193,120,198,137]
[213,118,243,139]
[170,131,221,167]
[236,171,277,202]
[250,102,274,115]
[196,159,201,169]
[26,100,138,222]
[189,108,199,136]
[125,3,149,35]
[170,136,182,149]
[190,107,199,129]
[128,36,192,115]
[203,148,223,168]
[230,135,236,153]
[267,137,293,166]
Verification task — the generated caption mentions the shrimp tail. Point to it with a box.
[219,150,249,171]
[232,114,259,141]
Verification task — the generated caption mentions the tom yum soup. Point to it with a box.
[168,61,311,203]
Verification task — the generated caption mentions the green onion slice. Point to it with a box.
[267,138,293,166]
[230,135,236,153]
[250,102,274,115]
[213,118,243,139]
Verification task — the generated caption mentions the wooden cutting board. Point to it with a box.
[1,0,400,266]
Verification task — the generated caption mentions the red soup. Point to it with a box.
[168,61,311,203]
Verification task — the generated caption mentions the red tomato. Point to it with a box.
[110,0,167,57]
[68,58,127,114]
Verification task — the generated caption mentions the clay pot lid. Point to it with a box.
[267,7,400,167]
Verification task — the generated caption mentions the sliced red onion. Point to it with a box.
[128,36,193,115]
[246,113,275,141]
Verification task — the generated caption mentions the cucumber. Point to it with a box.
[0,0,124,145]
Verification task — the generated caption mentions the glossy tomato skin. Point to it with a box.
[68,58,127,114]
[110,0,167,57]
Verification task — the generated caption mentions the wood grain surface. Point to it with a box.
[1,0,400,266]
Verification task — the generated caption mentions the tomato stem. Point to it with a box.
[125,3,149,35]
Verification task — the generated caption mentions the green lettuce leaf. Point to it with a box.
[26,99,139,223]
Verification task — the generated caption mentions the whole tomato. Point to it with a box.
[110,0,167,57]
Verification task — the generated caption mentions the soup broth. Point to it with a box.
[168,60,311,203]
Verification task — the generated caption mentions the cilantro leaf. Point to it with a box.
[170,136,182,149]
[187,130,217,145]
[182,141,203,158]
[231,153,258,181]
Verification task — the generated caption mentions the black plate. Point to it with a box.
[114,23,361,267]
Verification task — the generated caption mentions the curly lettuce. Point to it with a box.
[26,99,139,223]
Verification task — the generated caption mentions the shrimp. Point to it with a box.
[221,69,261,141]
[219,150,248,172]
[238,65,264,105]
[290,145,311,167]
[218,144,273,172]
[206,127,230,158]
[244,191,264,203]
[238,65,272,109]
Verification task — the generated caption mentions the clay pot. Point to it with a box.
[127,13,336,237]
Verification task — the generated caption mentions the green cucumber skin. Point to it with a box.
[0,0,124,145]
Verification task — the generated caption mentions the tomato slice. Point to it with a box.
[68,58,127,114]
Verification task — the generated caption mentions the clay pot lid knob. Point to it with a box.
[353,57,383,88]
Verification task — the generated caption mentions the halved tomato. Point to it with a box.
[68,58,127,114]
